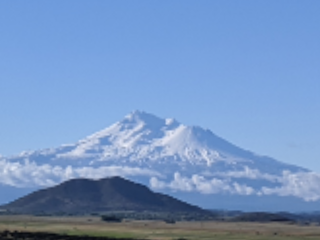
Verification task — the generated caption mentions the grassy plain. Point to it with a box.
[0,215,320,240]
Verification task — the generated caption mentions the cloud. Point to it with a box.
[260,171,320,201]
[233,182,255,195]
[169,172,194,192]
[2,159,320,202]
[0,159,60,187]
[150,172,254,195]
[0,159,161,188]
[191,175,232,194]
[150,170,320,201]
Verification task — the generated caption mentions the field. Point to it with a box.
[1,215,320,240]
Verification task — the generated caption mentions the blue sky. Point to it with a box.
[0,1,319,171]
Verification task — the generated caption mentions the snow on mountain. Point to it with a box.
[1,110,320,209]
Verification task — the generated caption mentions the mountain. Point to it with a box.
[1,110,320,211]
[3,176,205,214]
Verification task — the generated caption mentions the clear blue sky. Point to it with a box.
[1,1,319,171]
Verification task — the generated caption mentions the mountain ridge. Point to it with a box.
[1,110,319,211]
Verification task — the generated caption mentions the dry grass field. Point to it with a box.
[1,215,320,240]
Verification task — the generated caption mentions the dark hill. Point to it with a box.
[3,177,205,214]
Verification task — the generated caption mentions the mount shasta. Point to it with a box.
[1,111,320,211]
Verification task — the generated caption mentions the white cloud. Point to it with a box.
[232,182,255,195]
[150,171,320,201]
[191,175,232,194]
[2,159,320,202]
[150,177,167,189]
[261,171,320,201]
[74,166,161,179]
[0,159,161,188]
[0,159,64,187]
[150,172,255,195]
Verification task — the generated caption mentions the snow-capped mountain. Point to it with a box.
[1,111,320,211]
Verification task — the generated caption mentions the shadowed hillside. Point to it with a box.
[2,177,206,215]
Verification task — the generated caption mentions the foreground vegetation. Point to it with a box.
[0,230,141,240]
[1,215,320,240]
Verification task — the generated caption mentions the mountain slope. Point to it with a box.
[3,177,204,214]
[1,110,320,211]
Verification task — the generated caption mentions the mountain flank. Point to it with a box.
[0,110,317,212]
[2,177,205,214]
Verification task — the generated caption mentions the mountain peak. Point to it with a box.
[121,110,180,129]
[125,110,158,120]
[1,110,311,211]
[123,110,162,124]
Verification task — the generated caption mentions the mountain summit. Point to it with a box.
[1,111,320,211]
[53,110,303,173]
